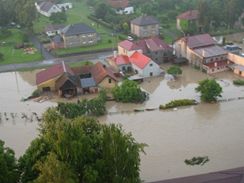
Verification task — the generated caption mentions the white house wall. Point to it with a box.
[132,60,161,77]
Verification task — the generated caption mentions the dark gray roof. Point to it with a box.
[150,167,244,183]
[52,35,63,44]
[39,1,56,12]
[62,23,96,36]
[80,77,96,88]
[131,16,159,26]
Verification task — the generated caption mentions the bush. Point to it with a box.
[159,99,197,109]
[167,66,182,77]
[0,29,12,39]
[195,79,222,102]
[87,15,113,29]
[112,80,147,103]
[233,79,244,86]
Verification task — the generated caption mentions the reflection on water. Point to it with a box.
[0,67,244,182]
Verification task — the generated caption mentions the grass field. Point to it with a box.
[33,0,121,55]
[0,29,42,65]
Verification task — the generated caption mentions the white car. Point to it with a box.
[127,36,133,41]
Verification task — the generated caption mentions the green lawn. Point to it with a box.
[33,0,123,56]
[0,29,42,65]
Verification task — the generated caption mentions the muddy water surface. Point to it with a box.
[0,67,244,182]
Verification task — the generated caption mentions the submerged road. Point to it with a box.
[0,51,113,73]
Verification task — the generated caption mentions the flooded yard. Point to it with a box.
[0,66,244,182]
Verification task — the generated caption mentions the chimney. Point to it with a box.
[62,61,67,73]
[113,50,118,58]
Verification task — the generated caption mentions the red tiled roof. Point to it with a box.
[185,34,216,49]
[106,0,129,8]
[91,62,118,84]
[204,60,229,68]
[144,37,172,52]
[71,65,92,75]
[113,55,130,65]
[177,10,199,20]
[129,51,150,69]
[36,63,74,85]
[118,40,140,51]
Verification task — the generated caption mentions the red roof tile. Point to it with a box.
[118,40,140,51]
[113,55,130,65]
[129,51,150,69]
[177,10,199,20]
[185,34,216,49]
[106,0,129,8]
[36,63,74,85]
[91,62,118,84]
[144,37,172,52]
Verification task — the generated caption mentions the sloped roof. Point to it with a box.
[80,77,96,88]
[106,0,129,8]
[177,10,199,20]
[45,24,65,32]
[55,73,79,89]
[193,45,227,58]
[38,1,56,12]
[36,62,74,85]
[118,40,140,51]
[129,51,150,69]
[91,62,118,84]
[113,55,130,65]
[137,37,172,52]
[185,34,216,49]
[52,35,63,44]
[71,65,92,75]
[62,23,96,36]
[131,15,159,26]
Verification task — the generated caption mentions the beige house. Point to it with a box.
[130,16,159,38]
[228,53,244,77]
[174,34,230,74]
[61,23,99,48]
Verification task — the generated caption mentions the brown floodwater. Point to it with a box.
[0,66,244,182]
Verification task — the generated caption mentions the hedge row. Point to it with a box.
[233,79,244,86]
[87,15,113,29]
[159,99,197,109]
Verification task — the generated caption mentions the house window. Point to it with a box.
[42,87,51,92]
[150,72,153,76]
[150,63,153,67]
[108,78,112,83]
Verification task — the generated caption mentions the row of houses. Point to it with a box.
[36,62,118,97]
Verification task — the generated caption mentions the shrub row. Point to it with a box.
[159,99,197,109]
[87,15,113,29]
[233,79,244,86]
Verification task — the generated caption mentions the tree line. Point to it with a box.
[0,0,36,28]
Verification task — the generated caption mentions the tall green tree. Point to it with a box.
[0,140,19,183]
[195,79,222,102]
[15,0,37,28]
[19,109,145,183]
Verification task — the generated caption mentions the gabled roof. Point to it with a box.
[131,15,159,26]
[91,62,118,84]
[55,73,79,89]
[118,40,140,51]
[129,51,151,69]
[177,10,199,20]
[62,23,96,36]
[38,1,56,12]
[36,62,74,85]
[80,77,96,88]
[113,55,130,65]
[136,37,172,52]
[185,34,216,49]
[45,24,65,32]
[106,0,129,8]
